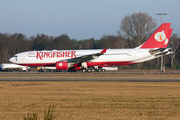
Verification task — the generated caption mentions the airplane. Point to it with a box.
[9,23,173,72]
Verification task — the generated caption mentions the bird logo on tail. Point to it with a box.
[154,30,168,45]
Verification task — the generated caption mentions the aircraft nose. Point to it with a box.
[9,57,14,63]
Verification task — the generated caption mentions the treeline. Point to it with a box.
[0,32,180,69]
[0,33,127,61]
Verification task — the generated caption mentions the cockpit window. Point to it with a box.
[13,55,17,57]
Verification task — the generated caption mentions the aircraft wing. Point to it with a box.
[67,49,107,63]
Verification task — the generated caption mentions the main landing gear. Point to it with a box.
[82,67,106,73]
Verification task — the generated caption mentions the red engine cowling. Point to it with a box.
[56,61,70,70]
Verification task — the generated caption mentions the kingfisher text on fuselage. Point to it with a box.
[36,51,76,60]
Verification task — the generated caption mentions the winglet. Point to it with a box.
[100,49,107,54]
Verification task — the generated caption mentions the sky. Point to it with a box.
[0,0,179,40]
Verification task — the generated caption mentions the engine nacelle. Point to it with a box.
[56,61,71,70]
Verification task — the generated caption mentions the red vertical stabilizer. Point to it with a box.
[140,23,172,49]
[166,29,173,41]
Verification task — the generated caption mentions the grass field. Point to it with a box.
[0,81,180,120]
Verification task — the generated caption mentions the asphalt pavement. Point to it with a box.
[0,71,180,82]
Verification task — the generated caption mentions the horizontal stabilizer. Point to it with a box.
[166,51,174,55]
[149,48,166,54]
[154,50,173,57]
[155,51,168,56]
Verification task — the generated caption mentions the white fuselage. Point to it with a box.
[9,49,156,67]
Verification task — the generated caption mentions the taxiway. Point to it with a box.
[0,71,180,82]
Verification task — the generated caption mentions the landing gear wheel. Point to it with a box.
[87,69,92,73]
[97,69,101,72]
[82,69,86,73]
[91,69,95,73]
[102,69,106,72]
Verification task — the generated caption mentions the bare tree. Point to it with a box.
[84,39,95,49]
[97,35,119,49]
[120,12,157,48]
[32,34,53,50]
[168,34,180,68]
[117,31,127,48]
[50,34,74,50]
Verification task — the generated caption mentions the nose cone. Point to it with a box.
[9,57,14,63]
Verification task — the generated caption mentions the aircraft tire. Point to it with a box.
[91,69,95,73]
[82,69,86,73]
[102,69,106,72]
[87,69,92,73]
[97,69,101,72]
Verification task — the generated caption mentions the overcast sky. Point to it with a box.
[0,0,179,40]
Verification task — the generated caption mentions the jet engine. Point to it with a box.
[56,61,72,70]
